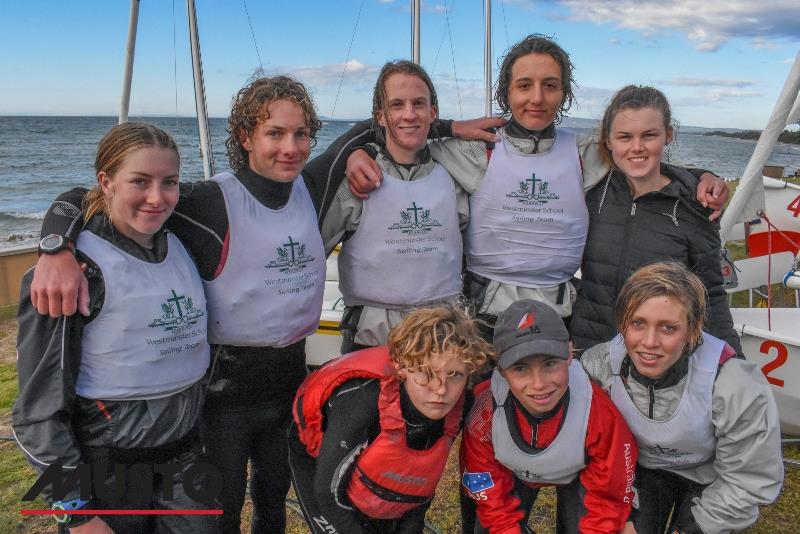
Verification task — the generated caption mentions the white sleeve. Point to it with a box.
[576,132,610,192]
[429,138,488,195]
[691,359,784,534]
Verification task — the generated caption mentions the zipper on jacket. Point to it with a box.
[530,420,540,447]
[616,198,637,291]
[648,384,655,418]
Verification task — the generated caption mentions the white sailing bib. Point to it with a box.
[204,173,325,347]
[608,333,723,470]
[466,129,588,287]
[76,231,209,400]
[490,361,591,485]
[338,163,462,308]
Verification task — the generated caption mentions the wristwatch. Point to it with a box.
[38,234,73,256]
[51,498,89,524]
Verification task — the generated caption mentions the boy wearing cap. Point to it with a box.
[460,300,637,534]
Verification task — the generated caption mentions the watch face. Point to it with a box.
[41,234,64,251]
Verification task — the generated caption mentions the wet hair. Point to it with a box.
[84,122,179,223]
[388,303,495,385]
[371,60,439,149]
[615,262,707,353]
[226,74,322,173]
[495,34,576,124]
[598,85,675,168]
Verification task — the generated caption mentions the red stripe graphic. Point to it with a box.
[21,509,223,516]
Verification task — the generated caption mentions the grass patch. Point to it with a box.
[0,305,17,322]
[0,441,50,534]
[0,364,17,415]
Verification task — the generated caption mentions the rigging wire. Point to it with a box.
[431,0,456,74]
[242,0,264,70]
[172,0,179,134]
[331,1,365,119]
[500,0,510,51]
[443,0,463,118]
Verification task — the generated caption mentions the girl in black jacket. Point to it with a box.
[570,85,741,355]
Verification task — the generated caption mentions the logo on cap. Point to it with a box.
[517,311,541,333]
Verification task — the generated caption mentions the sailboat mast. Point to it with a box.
[484,0,492,116]
[411,0,421,64]
[186,0,215,180]
[119,0,140,124]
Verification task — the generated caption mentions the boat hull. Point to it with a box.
[732,308,800,436]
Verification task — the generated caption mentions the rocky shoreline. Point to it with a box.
[704,129,800,145]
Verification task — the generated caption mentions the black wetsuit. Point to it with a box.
[288,378,459,534]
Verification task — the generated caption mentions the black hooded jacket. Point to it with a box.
[569,163,742,355]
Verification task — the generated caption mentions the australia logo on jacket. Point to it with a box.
[148,289,205,333]
[265,235,316,273]
[388,201,442,235]
[506,173,559,204]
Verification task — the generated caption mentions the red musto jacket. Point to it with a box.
[293,346,463,519]
[461,379,637,534]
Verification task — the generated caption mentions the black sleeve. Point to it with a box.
[392,500,432,534]
[38,182,226,281]
[302,119,374,223]
[688,220,744,356]
[12,263,102,510]
[40,187,89,242]
[435,118,454,139]
[310,380,381,534]
[165,180,227,280]
[686,167,715,180]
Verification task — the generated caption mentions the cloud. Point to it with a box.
[572,86,617,117]
[751,37,779,49]
[702,88,762,101]
[659,77,757,88]
[272,59,381,88]
[608,37,620,45]
[423,3,448,14]
[559,0,800,51]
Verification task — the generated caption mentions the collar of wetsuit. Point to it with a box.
[236,165,294,209]
[380,144,433,168]
[399,381,445,429]
[623,353,691,389]
[505,118,556,141]
[85,213,169,262]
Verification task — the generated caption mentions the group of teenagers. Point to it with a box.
[12,34,784,534]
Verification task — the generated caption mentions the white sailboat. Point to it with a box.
[720,52,800,440]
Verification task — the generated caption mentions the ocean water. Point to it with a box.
[1,115,799,250]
